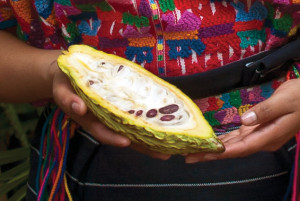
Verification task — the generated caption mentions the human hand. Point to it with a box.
[51,58,171,160]
[52,64,131,147]
[185,78,300,163]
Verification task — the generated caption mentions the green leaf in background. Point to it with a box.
[0,161,29,182]
[0,170,28,198]
[0,148,30,166]
[0,103,43,201]
[7,185,27,201]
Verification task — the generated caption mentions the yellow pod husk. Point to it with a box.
[57,45,225,154]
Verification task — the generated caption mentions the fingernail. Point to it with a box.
[160,155,171,161]
[203,154,218,161]
[118,138,131,147]
[241,111,257,125]
[185,157,200,164]
[71,102,80,113]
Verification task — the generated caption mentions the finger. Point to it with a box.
[241,92,294,126]
[130,143,171,160]
[185,152,218,163]
[185,131,240,163]
[186,113,299,163]
[217,129,241,143]
[83,113,131,147]
[214,113,299,159]
[220,125,259,145]
[53,70,87,116]
[53,70,131,147]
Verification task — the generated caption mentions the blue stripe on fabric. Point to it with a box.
[0,19,17,29]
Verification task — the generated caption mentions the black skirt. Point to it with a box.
[26,106,296,201]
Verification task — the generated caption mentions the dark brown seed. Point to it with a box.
[160,115,175,121]
[101,62,106,65]
[88,80,94,85]
[146,109,158,118]
[118,65,124,72]
[159,104,179,114]
[136,110,143,116]
[128,110,135,114]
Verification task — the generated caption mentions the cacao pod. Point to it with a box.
[57,45,225,154]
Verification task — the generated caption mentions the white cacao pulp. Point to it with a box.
[67,52,196,130]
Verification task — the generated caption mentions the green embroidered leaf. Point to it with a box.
[158,0,175,13]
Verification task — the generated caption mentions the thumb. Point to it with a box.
[241,92,292,126]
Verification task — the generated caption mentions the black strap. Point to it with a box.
[161,38,300,99]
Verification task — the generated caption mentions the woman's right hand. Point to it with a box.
[51,61,131,147]
[50,58,171,160]
[0,29,170,159]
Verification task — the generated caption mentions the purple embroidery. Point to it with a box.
[29,20,44,48]
[99,37,129,49]
[162,11,201,32]
[214,110,227,123]
[240,89,250,105]
[139,0,152,18]
[214,108,241,124]
[72,0,104,4]
[232,113,241,124]
[198,23,234,38]
[248,87,265,103]
[274,0,290,4]
[54,3,81,17]
[123,26,152,38]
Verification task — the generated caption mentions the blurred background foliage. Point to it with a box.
[0,103,43,201]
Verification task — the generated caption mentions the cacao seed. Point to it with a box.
[128,110,135,114]
[160,115,175,121]
[88,80,95,85]
[159,104,179,114]
[146,109,158,118]
[118,65,124,72]
[136,110,143,116]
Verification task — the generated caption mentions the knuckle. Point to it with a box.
[256,103,272,120]
[258,103,272,114]
[288,96,300,112]
[60,98,70,108]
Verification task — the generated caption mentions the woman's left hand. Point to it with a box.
[185,78,300,163]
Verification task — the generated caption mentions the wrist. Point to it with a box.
[37,49,63,99]
[0,31,63,103]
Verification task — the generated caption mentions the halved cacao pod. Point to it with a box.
[57,45,225,154]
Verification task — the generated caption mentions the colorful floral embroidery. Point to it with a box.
[265,3,293,37]
[1,0,299,76]
[158,0,175,12]
[232,1,268,49]
[195,77,285,134]
[122,12,149,28]
[162,11,205,59]
[149,0,166,75]
[124,26,155,63]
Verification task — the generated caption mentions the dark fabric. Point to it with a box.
[27,107,296,201]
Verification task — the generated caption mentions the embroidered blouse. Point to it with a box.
[0,0,299,77]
